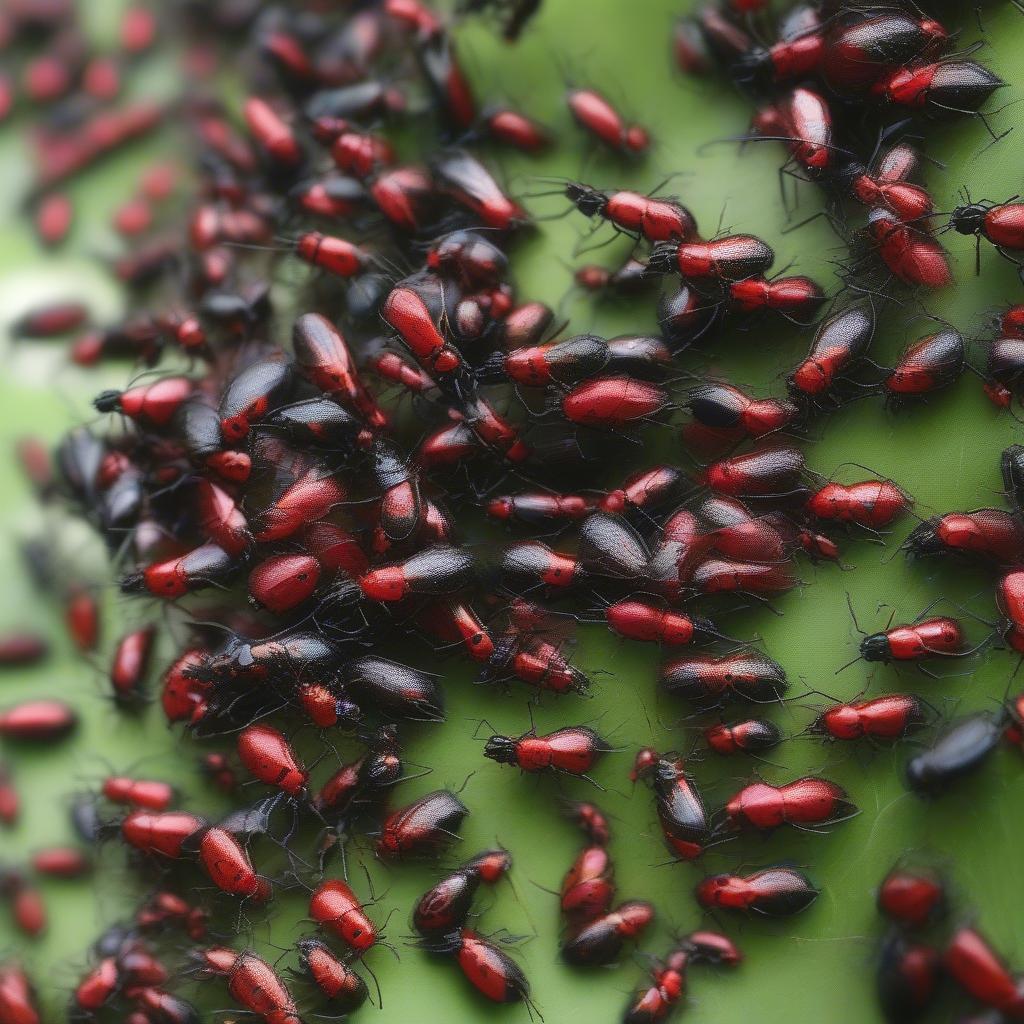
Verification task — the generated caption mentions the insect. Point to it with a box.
[376,789,468,859]
[310,879,380,953]
[905,509,1024,564]
[560,843,615,923]
[102,777,175,811]
[685,382,799,443]
[630,749,709,860]
[811,694,929,742]
[877,865,946,928]
[696,867,819,916]
[198,827,270,901]
[567,88,649,154]
[413,849,512,937]
[236,724,308,798]
[723,777,856,832]
[867,208,952,289]
[109,627,156,707]
[705,718,783,755]
[884,329,964,400]
[805,478,912,529]
[483,725,610,778]
[660,651,789,705]
[0,700,78,741]
[842,601,966,669]
[198,948,301,1024]
[120,810,208,859]
[565,183,697,243]
[296,938,367,1009]
[876,932,941,1024]
[561,901,654,965]
[944,928,1024,1017]
[442,928,534,1006]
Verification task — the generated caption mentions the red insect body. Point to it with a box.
[376,789,468,859]
[567,89,649,153]
[248,555,321,612]
[382,286,463,374]
[109,627,155,705]
[878,867,946,927]
[944,928,1024,1016]
[0,700,77,741]
[292,313,387,430]
[121,810,207,858]
[237,724,308,797]
[198,827,270,901]
[868,209,952,289]
[244,97,301,165]
[814,695,927,741]
[310,879,377,953]
[484,108,551,153]
[160,648,210,724]
[696,867,818,916]
[728,275,825,317]
[102,777,174,811]
[725,778,854,831]
[605,601,705,645]
[806,480,910,529]
[562,377,668,427]
[484,726,607,775]
[31,847,90,878]
[65,587,99,651]
[298,938,367,1008]
[0,962,41,1024]
[561,844,615,922]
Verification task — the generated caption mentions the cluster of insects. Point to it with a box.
[0,0,1022,1022]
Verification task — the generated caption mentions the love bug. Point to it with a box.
[877,864,946,928]
[695,867,819,916]
[413,848,512,937]
[561,901,654,966]
[483,726,610,777]
[376,789,468,859]
[296,938,367,1009]
[724,777,856,831]
[631,749,709,860]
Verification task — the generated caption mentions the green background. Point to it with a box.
[1,2,1023,1021]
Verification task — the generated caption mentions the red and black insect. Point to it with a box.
[811,694,929,742]
[685,382,799,442]
[442,928,533,1006]
[121,543,236,598]
[631,749,709,861]
[309,879,379,953]
[199,947,301,1024]
[951,196,1024,273]
[705,718,783,756]
[296,938,367,1010]
[120,810,208,859]
[650,234,775,283]
[696,867,819,916]
[870,60,1003,119]
[376,789,468,859]
[413,848,512,937]
[821,11,949,95]
[944,927,1024,1018]
[565,183,697,243]
[724,777,856,832]
[236,724,308,799]
[806,478,912,530]
[866,208,952,290]
[605,601,716,647]
[660,651,788,705]
[0,962,42,1024]
[480,107,551,153]
[0,700,78,741]
[567,88,649,154]
[197,827,270,901]
[102,776,174,811]
[483,725,610,778]
[561,901,654,966]
[913,510,989,577]
[560,843,615,923]
[877,864,946,928]
[788,302,877,405]
[884,329,965,400]
[109,627,155,707]
[876,931,941,1024]
[432,149,526,230]
[846,141,935,222]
